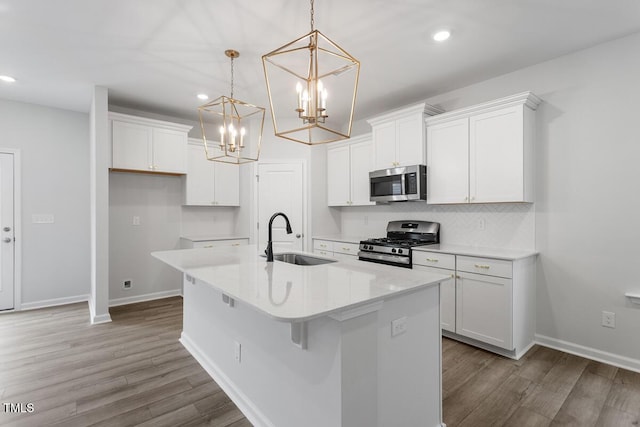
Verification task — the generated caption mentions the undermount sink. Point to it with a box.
[273,253,337,266]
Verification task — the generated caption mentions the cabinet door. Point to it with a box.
[469,105,524,203]
[349,139,374,206]
[327,145,351,206]
[426,118,470,204]
[185,143,216,205]
[415,265,456,333]
[456,271,513,349]
[372,121,397,169]
[152,128,187,173]
[396,113,425,167]
[112,120,152,171]
[213,161,240,206]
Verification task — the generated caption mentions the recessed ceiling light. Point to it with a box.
[433,30,451,42]
[0,75,16,83]
[197,93,209,100]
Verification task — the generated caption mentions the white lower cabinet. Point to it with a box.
[313,239,359,260]
[415,250,536,359]
[413,252,456,333]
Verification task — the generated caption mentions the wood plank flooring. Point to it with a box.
[1,297,639,426]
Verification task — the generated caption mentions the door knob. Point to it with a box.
[3,237,11,243]
[295,234,301,238]
[3,227,10,232]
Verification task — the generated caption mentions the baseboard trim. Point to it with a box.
[109,289,183,307]
[21,294,89,311]
[180,332,275,427]
[535,334,640,373]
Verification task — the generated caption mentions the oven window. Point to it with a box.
[370,175,403,196]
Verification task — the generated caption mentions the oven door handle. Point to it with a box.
[358,251,411,265]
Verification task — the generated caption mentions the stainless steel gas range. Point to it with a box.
[358,220,440,268]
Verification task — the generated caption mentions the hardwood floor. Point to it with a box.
[1,298,638,426]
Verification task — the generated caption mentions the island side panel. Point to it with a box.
[181,275,343,427]
[377,284,442,427]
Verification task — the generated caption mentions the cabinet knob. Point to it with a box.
[464,196,469,202]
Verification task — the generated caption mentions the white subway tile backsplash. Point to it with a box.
[340,203,535,250]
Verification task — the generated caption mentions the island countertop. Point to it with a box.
[152,244,448,322]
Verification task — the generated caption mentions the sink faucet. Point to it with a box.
[265,212,293,262]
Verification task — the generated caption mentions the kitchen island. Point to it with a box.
[152,245,447,427]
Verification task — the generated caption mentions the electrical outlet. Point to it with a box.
[123,280,132,290]
[234,341,242,363]
[602,311,615,328]
[391,316,408,337]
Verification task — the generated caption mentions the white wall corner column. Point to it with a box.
[89,86,112,324]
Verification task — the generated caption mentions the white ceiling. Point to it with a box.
[1,0,639,122]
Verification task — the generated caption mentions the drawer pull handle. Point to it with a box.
[474,264,490,269]
[342,247,350,251]
[320,244,327,248]
[231,243,240,246]
[204,245,213,248]
[425,258,438,262]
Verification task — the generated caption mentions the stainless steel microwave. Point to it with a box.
[369,165,427,202]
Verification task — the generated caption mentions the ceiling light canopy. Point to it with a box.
[262,0,360,145]
[197,93,209,100]
[198,50,265,165]
[0,75,16,83]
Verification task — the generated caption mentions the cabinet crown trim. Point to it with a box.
[367,102,444,126]
[326,133,372,149]
[109,112,193,132]
[425,91,541,126]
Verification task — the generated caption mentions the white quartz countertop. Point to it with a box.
[312,235,369,244]
[413,244,537,260]
[180,235,249,242]
[152,245,447,322]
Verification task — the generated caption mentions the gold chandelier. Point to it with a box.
[198,49,265,164]
[262,0,360,145]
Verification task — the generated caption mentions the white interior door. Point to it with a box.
[257,162,304,255]
[0,153,15,311]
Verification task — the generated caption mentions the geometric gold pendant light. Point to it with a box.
[198,49,265,164]
[262,0,360,145]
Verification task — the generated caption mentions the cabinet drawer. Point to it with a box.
[313,249,333,257]
[193,239,248,249]
[313,240,334,252]
[457,256,512,278]
[413,251,455,270]
[333,242,360,256]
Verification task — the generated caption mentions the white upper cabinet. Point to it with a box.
[426,118,469,204]
[425,92,540,204]
[327,134,374,207]
[110,112,192,174]
[184,140,239,206]
[368,103,443,170]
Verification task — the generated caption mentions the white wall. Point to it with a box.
[344,32,640,366]
[0,99,90,307]
[89,86,111,323]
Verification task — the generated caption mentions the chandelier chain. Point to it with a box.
[230,56,234,99]
[310,0,314,32]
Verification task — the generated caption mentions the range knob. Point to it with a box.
[391,248,397,253]
[398,249,403,254]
